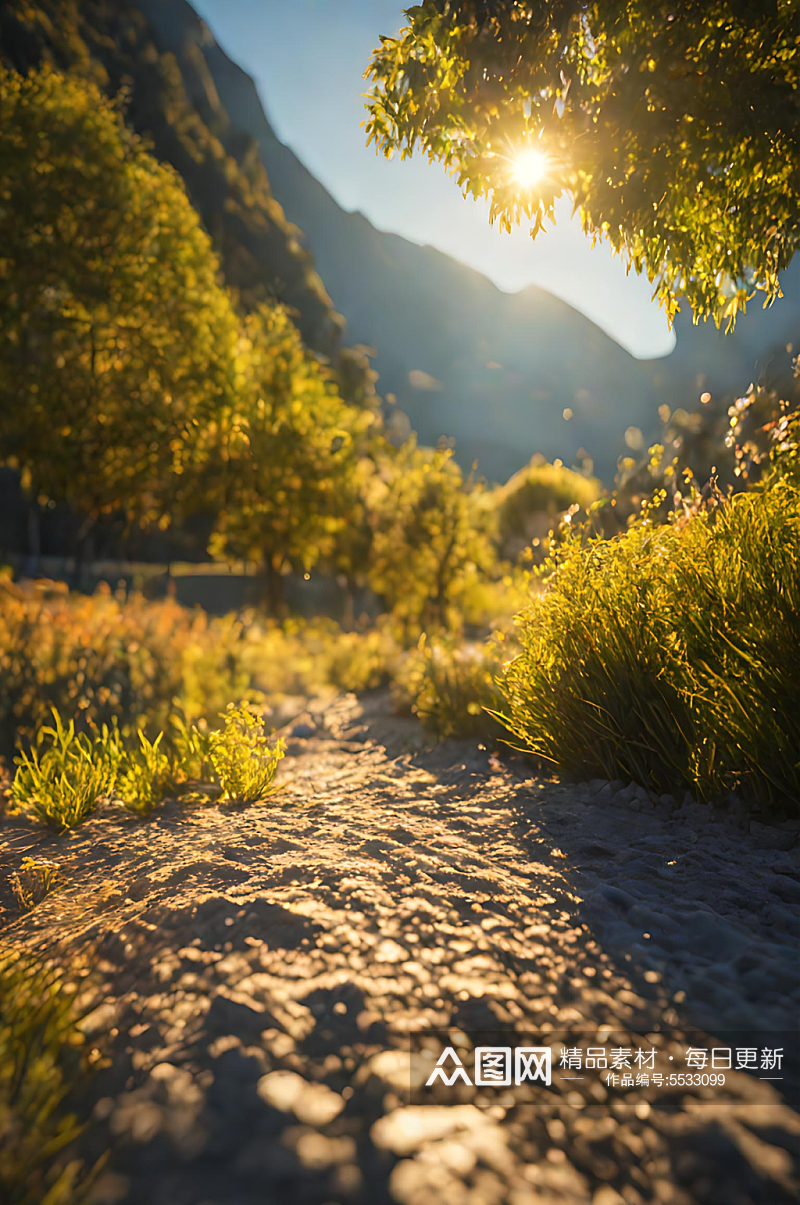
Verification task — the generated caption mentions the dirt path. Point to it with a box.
[3,693,799,1204]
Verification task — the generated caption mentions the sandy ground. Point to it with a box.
[2,692,799,1205]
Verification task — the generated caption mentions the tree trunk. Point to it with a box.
[263,557,286,617]
[73,516,96,591]
[24,498,41,578]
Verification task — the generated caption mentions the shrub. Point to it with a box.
[0,949,93,1203]
[323,620,401,693]
[0,581,407,761]
[115,731,172,816]
[394,633,512,741]
[208,703,285,804]
[492,456,601,561]
[458,564,534,631]
[0,579,253,755]
[608,370,800,534]
[10,859,68,912]
[11,710,116,830]
[500,476,800,814]
[168,715,213,784]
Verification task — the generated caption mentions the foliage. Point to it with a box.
[0,578,253,754]
[499,475,800,815]
[207,304,374,607]
[207,702,285,805]
[11,709,116,830]
[0,65,242,530]
[115,731,171,816]
[0,576,405,757]
[366,1,800,327]
[365,440,497,635]
[492,455,601,559]
[0,571,535,787]
[612,374,800,526]
[9,700,289,826]
[0,949,93,1204]
[322,620,402,694]
[394,631,512,741]
[772,408,800,485]
[10,858,67,912]
[168,715,213,784]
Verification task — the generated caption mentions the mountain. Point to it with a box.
[134,0,800,477]
[660,262,800,403]
[133,0,668,482]
[2,0,797,484]
[0,0,344,359]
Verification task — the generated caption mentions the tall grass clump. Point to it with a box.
[499,476,800,814]
[394,632,512,740]
[11,711,117,830]
[0,950,93,1203]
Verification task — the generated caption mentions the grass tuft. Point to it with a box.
[11,710,116,830]
[0,950,93,1203]
[10,859,68,912]
[500,477,800,814]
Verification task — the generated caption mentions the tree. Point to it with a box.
[0,65,242,545]
[366,2,800,327]
[207,304,375,610]
[366,439,497,634]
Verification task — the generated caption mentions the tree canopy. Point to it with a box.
[0,65,241,528]
[365,1,800,327]
[207,304,375,602]
[365,440,496,633]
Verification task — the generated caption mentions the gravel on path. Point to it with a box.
[2,692,798,1205]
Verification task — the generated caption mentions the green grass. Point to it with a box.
[0,950,93,1203]
[10,859,68,912]
[11,711,117,831]
[499,476,800,815]
[114,731,172,816]
[393,633,511,741]
[10,701,286,828]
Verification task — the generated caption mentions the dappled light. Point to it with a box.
[0,3,798,1202]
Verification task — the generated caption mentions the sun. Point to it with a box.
[512,148,549,190]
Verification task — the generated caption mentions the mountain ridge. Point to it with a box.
[141,0,663,479]
[2,0,796,483]
[141,0,799,478]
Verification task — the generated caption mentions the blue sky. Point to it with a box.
[193,0,675,359]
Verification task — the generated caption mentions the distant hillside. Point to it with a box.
[0,0,343,358]
[136,0,800,479]
[2,0,797,483]
[661,261,800,402]
[136,0,666,481]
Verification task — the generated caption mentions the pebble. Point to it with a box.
[291,722,316,739]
